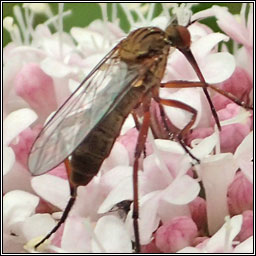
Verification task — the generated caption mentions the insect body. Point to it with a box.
[28,20,252,253]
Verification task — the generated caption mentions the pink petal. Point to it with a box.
[3,108,37,145]
[142,154,171,192]
[187,127,214,146]
[3,233,27,253]
[203,52,235,83]
[3,146,15,175]
[155,216,198,253]
[101,142,129,172]
[158,200,191,224]
[10,126,42,169]
[3,162,33,194]
[189,197,207,233]
[92,216,132,253]
[217,104,251,153]
[191,32,229,60]
[234,131,253,182]
[99,166,133,191]
[162,175,200,205]
[14,63,57,118]
[177,246,201,253]
[98,168,145,213]
[40,58,78,78]
[3,190,39,230]
[200,153,238,235]
[221,67,252,99]
[227,172,253,215]
[233,236,253,253]
[161,88,202,130]
[61,216,92,252]
[31,174,70,210]
[131,191,161,244]
[205,215,242,252]
[21,213,56,241]
[235,210,253,242]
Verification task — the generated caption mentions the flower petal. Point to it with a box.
[31,174,70,210]
[3,108,37,145]
[61,216,92,252]
[21,213,56,241]
[192,32,229,60]
[3,146,15,175]
[234,131,253,183]
[92,215,132,253]
[233,236,253,253]
[200,153,238,235]
[205,215,243,252]
[3,190,39,231]
[203,52,236,83]
[162,175,200,205]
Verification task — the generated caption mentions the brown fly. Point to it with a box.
[28,16,252,252]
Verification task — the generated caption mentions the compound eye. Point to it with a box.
[166,25,191,49]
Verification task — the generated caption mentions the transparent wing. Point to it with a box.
[28,47,140,175]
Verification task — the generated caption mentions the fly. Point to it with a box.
[28,17,252,253]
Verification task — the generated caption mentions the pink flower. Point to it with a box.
[234,131,253,182]
[10,126,42,169]
[235,210,253,242]
[3,190,56,253]
[200,153,238,235]
[14,63,57,120]
[155,216,198,253]
[178,215,253,253]
[141,238,162,253]
[193,4,253,84]
[3,108,37,177]
[189,197,207,234]
[228,172,253,215]
[217,103,251,153]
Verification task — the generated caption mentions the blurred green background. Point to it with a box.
[3,3,243,47]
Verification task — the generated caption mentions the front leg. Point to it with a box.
[132,99,151,253]
[153,94,200,163]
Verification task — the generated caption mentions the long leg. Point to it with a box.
[153,94,200,163]
[133,100,151,253]
[161,80,253,109]
[34,159,77,249]
[161,80,253,131]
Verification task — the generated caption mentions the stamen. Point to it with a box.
[98,3,109,50]
[240,3,247,27]
[24,6,32,45]
[44,10,72,27]
[13,5,27,44]
[3,17,21,44]
[146,3,155,23]
[111,3,117,23]
[224,216,232,252]
[133,8,146,24]
[99,3,108,24]
[161,3,172,19]
[58,3,64,59]
[119,3,135,28]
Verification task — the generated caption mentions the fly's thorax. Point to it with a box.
[119,27,170,63]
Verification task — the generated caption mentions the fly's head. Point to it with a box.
[165,24,191,50]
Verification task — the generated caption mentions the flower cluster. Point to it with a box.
[3,3,253,253]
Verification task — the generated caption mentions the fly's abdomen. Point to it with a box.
[70,85,146,186]
[70,109,125,186]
